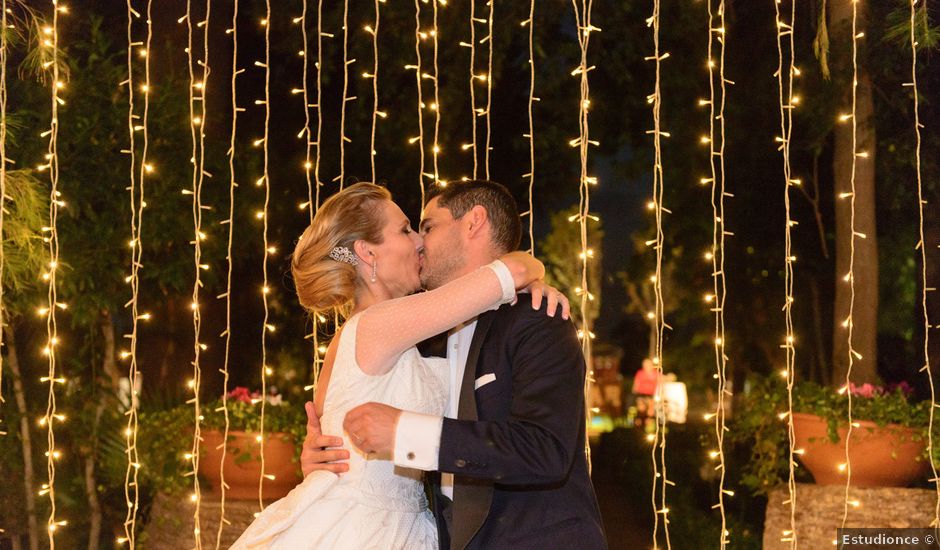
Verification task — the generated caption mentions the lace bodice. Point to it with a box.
[320,314,448,509]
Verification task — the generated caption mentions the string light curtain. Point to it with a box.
[838,0,868,528]
[464,0,479,179]
[184,0,211,544]
[411,0,426,202]
[483,0,494,179]
[367,0,381,182]
[910,0,940,530]
[645,0,673,546]
[703,0,731,546]
[214,0,239,545]
[338,0,350,189]
[257,0,274,514]
[430,0,442,186]
[41,1,69,544]
[570,0,597,477]
[771,0,799,545]
[0,0,8,429]
[120,0,153,545]
[523,0,536,254]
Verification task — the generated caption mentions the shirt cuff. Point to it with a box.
[485,259,517,307]
[393,411,443,471]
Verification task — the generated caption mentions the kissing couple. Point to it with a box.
[233,180,607,549]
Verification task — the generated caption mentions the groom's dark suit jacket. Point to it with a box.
[419,297,607,550]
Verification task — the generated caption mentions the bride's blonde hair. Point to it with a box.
[291,182,391,313]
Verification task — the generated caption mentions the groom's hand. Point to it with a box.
[301,401,350,476]
[343,402,402,456]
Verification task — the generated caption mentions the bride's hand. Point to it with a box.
[522,280,570,320]
[499,251,545,290]
[301,402,350,476]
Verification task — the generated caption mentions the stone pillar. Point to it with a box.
[764,483,938,549]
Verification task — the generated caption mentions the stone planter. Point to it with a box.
[200,429,302,500]
[792,412,929,487]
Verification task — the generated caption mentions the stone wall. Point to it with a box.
[141,493,259,548]
[764,483,938,549]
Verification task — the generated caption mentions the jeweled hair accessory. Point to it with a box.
[328,246,359,266]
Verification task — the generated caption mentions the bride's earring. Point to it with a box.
[370,254,377,283]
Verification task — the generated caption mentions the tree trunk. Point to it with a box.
[83,310,119,550]
[830,0,878,384]
[5,325,39,550]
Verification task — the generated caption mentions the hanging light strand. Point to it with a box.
[299,0,313,222]
[466,0,478,179]
[368,0,380,182]
[570,0,596,475]
[309,0,325,394]
[257,0,274,514]
[705,0,730,546]
[483,0,494,179]
[910,0,939,529]
[338,0,350,190]
[645,0,672,546]
[43,1,66,544]
[772,0,798,545]
[430,0,442,186]
[0,0,8,418]
[314,0,324,214]
[214,0,238,546]
[412,0,426,203]
[839,0,862,531]
[524,0,535,254]
[184,0,211,544]
[121,0,152,544]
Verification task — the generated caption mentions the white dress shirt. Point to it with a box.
[394,261,515,500]
[393,321,475,501]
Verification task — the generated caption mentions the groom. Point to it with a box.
[303,180,607,550]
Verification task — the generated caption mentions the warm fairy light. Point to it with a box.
[337,0,350,190]
[483,0,494,178]
[908,0,940,529]
[773,0,799,545]
[368,0,380,181]
[184,0,212,545]
[122,0,153,543]
[839,0,863,532]
[571,0,598,478]
[644,1,673,544]
[257,0,273,516]
[40,2,68,543]
[0,0,7,430]
[430,0,441,186]
[412,0,426,202]
[524,0,536,254]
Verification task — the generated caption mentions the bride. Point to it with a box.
[232,183,557,549]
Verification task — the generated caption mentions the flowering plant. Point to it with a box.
[730,376,935,494]
[200,386,302,435]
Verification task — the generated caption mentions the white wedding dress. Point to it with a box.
[232,260,517,549]
[231,314,448,549]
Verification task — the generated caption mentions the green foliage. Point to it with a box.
[1,169,47,307]
[540,206,603,328]
[135,391,306,496]
[730,376,936,495]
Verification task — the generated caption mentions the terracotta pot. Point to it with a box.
[200,430,303,500]
[792,412,929,487]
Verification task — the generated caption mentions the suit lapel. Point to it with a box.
[457,311,496,420]
[451,310,498,549]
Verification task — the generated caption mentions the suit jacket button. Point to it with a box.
[455,459,467,468]
[407,452,416,461]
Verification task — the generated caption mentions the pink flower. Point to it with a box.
[848,383,883,398]
[227,386,252,404]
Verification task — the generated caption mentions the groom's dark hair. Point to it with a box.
[428,180,522,254]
